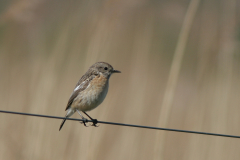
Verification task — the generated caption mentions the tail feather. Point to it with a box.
[59,108,75,131]
[59,118,67,131]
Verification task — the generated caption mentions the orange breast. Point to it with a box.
[72,74,109,111]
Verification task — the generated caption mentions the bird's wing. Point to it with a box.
[65,73,96,111]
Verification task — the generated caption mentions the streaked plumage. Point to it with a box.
[59,62,120,131]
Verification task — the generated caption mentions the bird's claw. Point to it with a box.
[80,118,89,127]
[80,118,98,127]
[91,119,99,127]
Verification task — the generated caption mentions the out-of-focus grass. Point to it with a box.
[0,0,240,160]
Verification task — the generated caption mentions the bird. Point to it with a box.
[59,62,121,131]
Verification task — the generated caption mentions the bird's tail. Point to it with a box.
[59,108,75,131]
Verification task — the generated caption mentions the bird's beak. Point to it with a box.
[112,69,121,73]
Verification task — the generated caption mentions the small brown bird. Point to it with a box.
[59,62,120,131]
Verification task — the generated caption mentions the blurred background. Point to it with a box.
[0,0,240,159]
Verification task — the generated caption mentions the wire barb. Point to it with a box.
[0,109,239,139]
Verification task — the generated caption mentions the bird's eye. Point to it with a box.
[104,67,108,70]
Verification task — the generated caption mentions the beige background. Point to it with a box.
[0,0,240,159]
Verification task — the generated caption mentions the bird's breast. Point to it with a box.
[75,75,109,111]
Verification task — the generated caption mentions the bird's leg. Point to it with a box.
[83,111,98,127]
[77,110,89,127]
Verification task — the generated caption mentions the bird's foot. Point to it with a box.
[80,118,89,127]
[91,119,99,127]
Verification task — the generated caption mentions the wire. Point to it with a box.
[0,109,239,139]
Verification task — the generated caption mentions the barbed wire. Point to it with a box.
[0,109,239,139]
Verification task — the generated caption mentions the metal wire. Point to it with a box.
[0,109,240,139]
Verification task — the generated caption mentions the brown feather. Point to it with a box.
[65,70,98,111]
